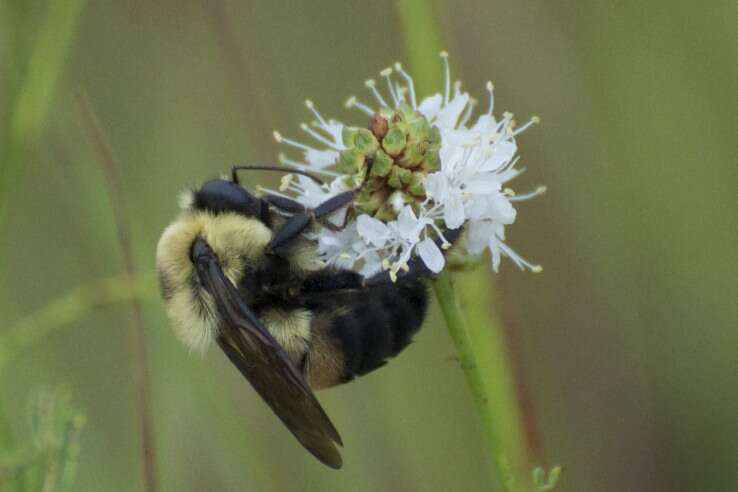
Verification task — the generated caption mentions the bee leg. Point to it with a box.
[267,191,354,254]
[264,195,307,214]
[363,227,463,287]
[319,204,354,232]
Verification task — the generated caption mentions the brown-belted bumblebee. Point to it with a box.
[156,166,457,468]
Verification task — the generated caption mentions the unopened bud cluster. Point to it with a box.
[336,103,441,221]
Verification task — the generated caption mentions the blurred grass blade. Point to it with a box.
[396,0,444,96]
[1,0,86,215]
[0,273,157,370]
[0,403,14,452]
[76,92,159,492]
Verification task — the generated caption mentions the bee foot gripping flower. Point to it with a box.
[269,52,545,277]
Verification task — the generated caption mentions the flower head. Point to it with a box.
[269,52,544,277]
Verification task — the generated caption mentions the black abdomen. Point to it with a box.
[306,277,429,381]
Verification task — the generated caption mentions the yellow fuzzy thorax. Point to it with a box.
[156,211,273,353]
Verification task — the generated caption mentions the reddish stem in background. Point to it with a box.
[501,312,545,465]
[76,92,159,492]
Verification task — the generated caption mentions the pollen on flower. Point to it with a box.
[269,52,544,276]
[279,174,293,191]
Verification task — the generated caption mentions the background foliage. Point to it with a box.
[1,0,736,490]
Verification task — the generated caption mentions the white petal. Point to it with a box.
[357,214,389,246]
[397,206,421,240]
[465,176,502,195]
[417,94,443,120]
[471,114,498,134]
[417,237,445,273]
[467,220,493,254]
[324,121,345,148]
[497,166,523,183]
[443,195,466,229]
[489,237,502,272]
[479,141,517,172]
[424,172,448,201]
[488,194,517,224]
[304,149,339,169]
[465,196,490,221]
[359,251,382,276]
[397,205,418,234]
[436,93,470,129]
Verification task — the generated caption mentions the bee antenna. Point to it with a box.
[231,165,325,186]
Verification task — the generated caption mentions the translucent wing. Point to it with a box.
[192,239,343,468]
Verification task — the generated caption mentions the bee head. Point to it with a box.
[192,179,269,224]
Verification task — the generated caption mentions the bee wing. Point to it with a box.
[192,239,343,469]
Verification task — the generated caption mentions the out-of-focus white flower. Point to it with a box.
[270,52,545,276]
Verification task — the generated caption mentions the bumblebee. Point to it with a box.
[156,166,456,468]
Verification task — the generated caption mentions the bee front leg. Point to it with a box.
[266,191,354,254]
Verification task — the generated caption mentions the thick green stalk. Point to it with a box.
[397,0,444,95]
[432,271,513,489]
[456,267,531,482]
[397,1,534,489]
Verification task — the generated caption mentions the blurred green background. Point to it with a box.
[1,0,737,490]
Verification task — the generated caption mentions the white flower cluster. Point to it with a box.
[268,52,544,278]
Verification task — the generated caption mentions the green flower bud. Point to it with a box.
[399,140,427,168]
[382,128,406,156]
[388,166,412,188]
[354,128,379,154]
[408,172,426,196]
[355,186,387,214]
[423,150,441,172]
[341,126,358,147]
[337,147,365,175]
[371,150,393,177]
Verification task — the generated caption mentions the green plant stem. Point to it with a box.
[396,0,444,95]
[398,1,535,488]
[432,271,516,490]
[456,267,532,482]
[0,273,157,371]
